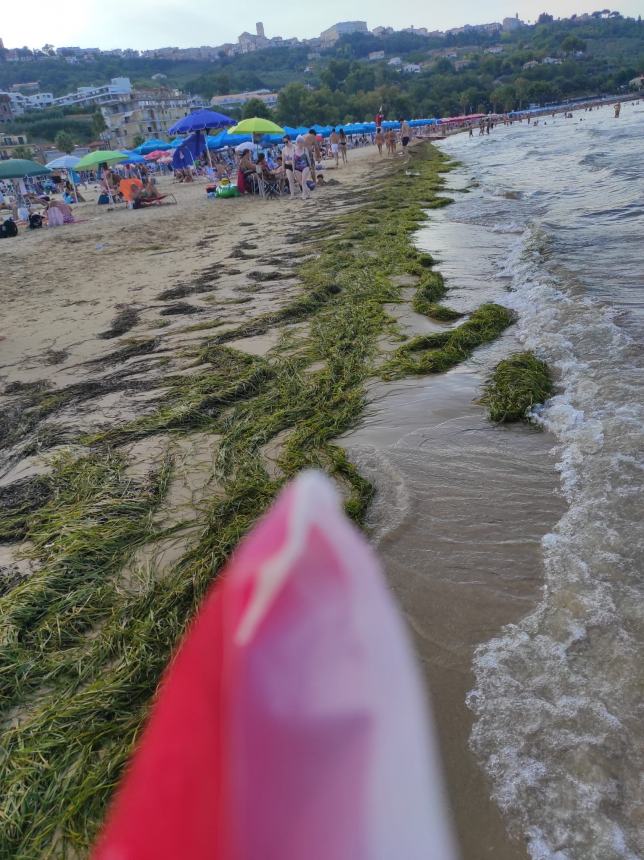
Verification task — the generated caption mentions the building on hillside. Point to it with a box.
[0,93,14,122]
[210,89,278,110]
[372,26,394,37]
[485,46,504,54]
[238,22,270,53]
[320,21,368,46]
[502,15,525,31]
[628,74,644,89]
[100,88,193,149]
[402,63,422,74]
[0,89,54,115]
[402,26,429,35]
[542,56,562,65]
[0,133,30,159]
[388,57,402,66]
[53,77,132,110]
[522,60,539,70]
[368,51,385,61]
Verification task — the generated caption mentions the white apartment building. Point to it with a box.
[210,89,278,110]
[53,77,132,109]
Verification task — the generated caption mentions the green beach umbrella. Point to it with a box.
[227,118,285,135]
[74,150,127,170]
[0,158,51,179]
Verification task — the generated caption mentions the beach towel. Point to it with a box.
[91,471,456,860]
[47,207,64,227]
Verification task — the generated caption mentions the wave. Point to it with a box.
[468,226,644,860]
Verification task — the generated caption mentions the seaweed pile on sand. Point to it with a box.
[0,143,527,857]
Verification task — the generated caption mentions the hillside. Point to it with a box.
[1,13,642,142]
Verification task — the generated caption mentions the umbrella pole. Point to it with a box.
[204,129,213,168]
[68,168,79,203]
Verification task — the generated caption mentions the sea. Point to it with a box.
[436,104,644,858]
[344,101,643,859]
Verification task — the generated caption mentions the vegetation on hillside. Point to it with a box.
[1,13,642,141]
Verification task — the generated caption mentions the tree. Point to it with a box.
[12,145,33,159]
[132,134,145,148]
[91,110,107,140]
[241,97,273,119]
[54,130,75,153]
[561,36,586,53]
[538,13,554,24]
[276,82,308,124]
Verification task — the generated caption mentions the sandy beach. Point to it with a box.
[0,141,563,858]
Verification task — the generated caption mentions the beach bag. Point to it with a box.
[29,213,43,230]
[97,193,110,205]
[0,218,18,238]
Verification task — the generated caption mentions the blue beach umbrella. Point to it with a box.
[138,139,173,154]
[119,151,146,164]
[169,109,234,135]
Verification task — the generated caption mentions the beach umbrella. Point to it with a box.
[45,154,82,202]
[0,158,51,209]
[234,141,259,153]
[74,150,127,170]
[45,154,81,170]
[0,158,51,179]
[138,139,173,154]
[119,151,146,164]
[168,109,234,135]
[227,117,285,136]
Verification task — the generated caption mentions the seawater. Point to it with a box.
[436,104,644,858]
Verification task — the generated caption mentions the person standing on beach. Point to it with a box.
[329,129,340,167]
[293,136,313,200]
[375,106,384,129]
[375,127,384,156]
[400,119,411,153]
[338,129,348,165]
[303,129,317,169]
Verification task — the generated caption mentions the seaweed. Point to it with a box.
[481,351,554,423]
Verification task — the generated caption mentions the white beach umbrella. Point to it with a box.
[45,155,81,169]
[234,141,260,153]
[45,154,81,202]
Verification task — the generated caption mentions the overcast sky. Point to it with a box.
[2,1,641,51]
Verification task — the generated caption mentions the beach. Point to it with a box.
[1,105,640,858]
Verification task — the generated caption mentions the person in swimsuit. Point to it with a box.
[338,128,348,164]
[400,119,411,152]
[329,129,340,167]
[375,127,384,156]
[293,136,313,200]
[281,135,298,198]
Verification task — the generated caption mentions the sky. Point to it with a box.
[2,1,642,51]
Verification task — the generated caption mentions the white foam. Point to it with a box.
[469,223,644,859]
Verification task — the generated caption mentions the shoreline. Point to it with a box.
[1,141,556,856]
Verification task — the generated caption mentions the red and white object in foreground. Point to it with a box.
[93,470,457,860]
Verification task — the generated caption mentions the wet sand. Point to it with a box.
[1,143,564,857]
[344,357,566,858]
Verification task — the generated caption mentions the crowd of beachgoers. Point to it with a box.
[0,94,636,234]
